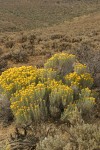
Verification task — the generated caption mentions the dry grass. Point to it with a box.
[0,12,100,86]
[0,0,100,32]
[0,123,15,149]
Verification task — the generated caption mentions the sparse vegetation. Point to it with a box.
[0,0,100,32]
[11,48,29,63]
[36,121,100,150]
[0,1,100,149]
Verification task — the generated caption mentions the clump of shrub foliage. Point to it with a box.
[36,114,100,150]
[36,108,100,150]
[0,52,95,124]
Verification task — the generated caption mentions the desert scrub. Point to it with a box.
[9,80,73,123]
[36,133,68,150]
[0,66,38,98]
[0,94,13,123]
[0,52,95,124]
[36,114,100,150]
[74,63,88,74]
[76,88,96,117]
[65,72,93,89]
[5,40,15,48]
[48,80,73,118]
[38,68,57,82]
[17,34,27,43]
[65,123,100,150]
[11,49,29,63]
[44,52,76,77]
[36,122,100,150]
[10,83,47,123]
[61,104,83,125]
[0,66,57,99]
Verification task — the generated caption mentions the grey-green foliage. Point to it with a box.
[66,123,100,150]
[61,104,83,125]
[36,133,68,150]
[0,94,13,123]
[77,88,95,114]
[36,123,100,150]
[44,53,76,77]
[36,109,100,150]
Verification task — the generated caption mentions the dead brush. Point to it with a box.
[6,122,63,150]
[7,123,39,150]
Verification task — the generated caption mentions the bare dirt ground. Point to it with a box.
[0,123,15,149]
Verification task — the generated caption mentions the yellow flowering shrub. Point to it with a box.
[38,68,57,82]
[61,103,83,124]
[65,72,93,89]
[48,80,73,118]
[49,80,73,107]
[74,63,87,74]
[10,83,47,123]
[0,66,57,98]
[6,79,73,123]
[0,66,38,98]
[80,73,93,88]
[61,88,95,123]
[44,52,76,77]
[0,52,95,124]
[65,72,80,87]
[77,88,95,112]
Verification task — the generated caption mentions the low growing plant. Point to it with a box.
[76,88,96,116]
[36,120,100,150]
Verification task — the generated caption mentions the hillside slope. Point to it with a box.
[0,0,100,32]
[0,12,100,86]
[0,3,100,149]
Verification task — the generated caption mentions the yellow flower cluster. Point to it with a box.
[65,72,93,88]
[74,63,87,74]
[0,66,58,98]
[0,53,95,124]
[9,79,73,123]
[0,66,38,97]
[44,53,75,67]
[80,73,93,88]
[48,80,73,107]
[65,72,80,86]
[10,83,47,123]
